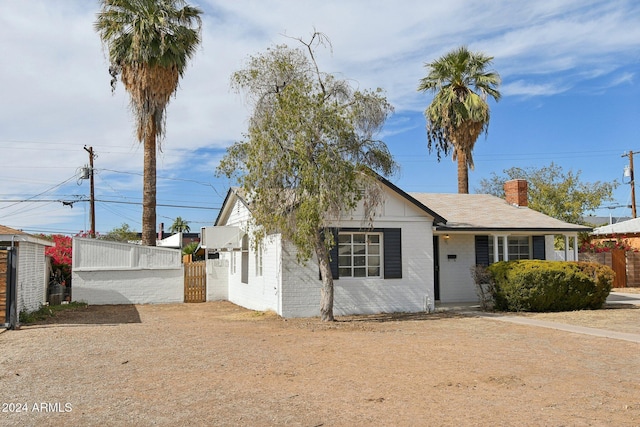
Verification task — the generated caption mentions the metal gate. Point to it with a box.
[1,248,17,329]
[184,261,206,303]
[0,250,7,325]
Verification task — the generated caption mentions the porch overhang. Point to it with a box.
[200,226,245,251]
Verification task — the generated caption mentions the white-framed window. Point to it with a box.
[255,242,263,277]
[241,235,249,284]
[488,236,531,263]
[508,236,531,260]
[338,232,382,278]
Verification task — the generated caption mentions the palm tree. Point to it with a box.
[95,0,202,245]
[169,216,190,233]
[418,46,501,193]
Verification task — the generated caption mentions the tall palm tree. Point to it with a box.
[95,0,202,245]
[169,216,190,233]
[418,46,501,194]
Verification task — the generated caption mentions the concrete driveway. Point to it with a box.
[607,291,640,306]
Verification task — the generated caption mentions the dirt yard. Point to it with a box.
[1,299,639,426]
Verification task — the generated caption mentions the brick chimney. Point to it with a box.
[504,179,528,207]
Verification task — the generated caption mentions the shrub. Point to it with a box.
[486,260,613,312]
[470,265,495,311]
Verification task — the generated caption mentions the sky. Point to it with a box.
[1,0,639,236]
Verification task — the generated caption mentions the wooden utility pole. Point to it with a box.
[622,150,639,218]
[84,146,96,237]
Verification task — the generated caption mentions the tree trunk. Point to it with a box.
[315,231,335,321]
[456,147,469,194]
[142,118,157,246]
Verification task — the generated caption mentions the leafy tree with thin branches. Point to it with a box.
[476,163,617,225]
[95,0,202,245]
[418,46,501,193]
[217,32,397,321]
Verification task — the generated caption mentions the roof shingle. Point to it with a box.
[410,193,591,232]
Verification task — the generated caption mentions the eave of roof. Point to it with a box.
[0,225,54,246]
[214,187,250,226]
[375,175,446,224]
[593,220,640,235]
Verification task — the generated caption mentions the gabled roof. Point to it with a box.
[375,175,446,223]
[214,179,590,234]
[410,193,591,233]
[0,225,54,246]
[592,217,640,235]
[214,187,249,226]
[215,178,447,227]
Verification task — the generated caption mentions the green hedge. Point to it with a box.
[486,260,614,312]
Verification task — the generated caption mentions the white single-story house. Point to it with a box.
[204,178,590,318]
[1,225,54,326]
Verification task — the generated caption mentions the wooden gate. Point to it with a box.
[612,249,627,288]
[184,261,206,303]
[0,250,7,324]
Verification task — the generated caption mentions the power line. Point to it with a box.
[0,174,78,212]
[94,199,220,210]
[0,198,220,210]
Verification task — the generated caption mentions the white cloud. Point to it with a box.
[501,80,568,97]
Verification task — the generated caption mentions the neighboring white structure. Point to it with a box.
[72,238,183,305]
[0,225,53,317]
[592,216,640,236]
[208,178,591,317]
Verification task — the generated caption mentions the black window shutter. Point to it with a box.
[532,236,545,260]
[329,228,339,279]
[475,235,489,266]
[320,228,340,280]
[383,228,402,279]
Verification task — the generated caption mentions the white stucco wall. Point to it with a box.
[437,234,478,303]
[224,233,281,313]
[72,268,183,304]
[71,238,183,305]
[206,258,229,301]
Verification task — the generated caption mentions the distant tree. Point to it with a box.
[182,241,199,256]
[102,223,139,242]
[217,32,397,321]
[476,163,618,225]
[169,216,190,233]
[95,0,202,246]
[418,46,501,194]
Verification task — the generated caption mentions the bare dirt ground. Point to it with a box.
[1,296,639,426]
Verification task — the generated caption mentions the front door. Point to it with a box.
[433,236,440,301]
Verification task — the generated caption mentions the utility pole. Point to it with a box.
[84,146,96,237]
[622,150,639,218]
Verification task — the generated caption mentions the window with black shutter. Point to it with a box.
[326,228,402,279]
[475,235,489,266]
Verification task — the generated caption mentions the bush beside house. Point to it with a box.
[486,260,613,312]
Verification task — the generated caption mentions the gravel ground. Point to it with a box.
[1,299,639,426]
